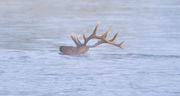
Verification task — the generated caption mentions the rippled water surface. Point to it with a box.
[0,0,180,96]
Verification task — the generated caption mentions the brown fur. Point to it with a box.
[60,46,89,56]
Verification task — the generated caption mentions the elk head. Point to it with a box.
[60,22,125,56]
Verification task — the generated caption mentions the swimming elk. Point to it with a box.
[60,23,125,56]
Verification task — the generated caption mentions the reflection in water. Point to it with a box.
[0,0,180,96]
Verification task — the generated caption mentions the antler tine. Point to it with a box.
[110,32,119,41]
[114,41,125,49]
[76,35,82,46]
[102,38,124,48]
[83,32,86,42]
[71,33,81,47]
[83,22,100,45]
[92,22,100,36]
[101,26,112,38]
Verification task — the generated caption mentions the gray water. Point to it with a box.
[0,0,180,96]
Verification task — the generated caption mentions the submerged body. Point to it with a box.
[60,46,89,56]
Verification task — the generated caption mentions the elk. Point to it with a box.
[60,22,124,56]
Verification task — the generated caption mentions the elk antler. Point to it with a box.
[70,34,83,47]
[82,23,125,49]
[60,22,124,56]
[82,22,100,45]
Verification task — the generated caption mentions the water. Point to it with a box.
[0,0,180,96]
